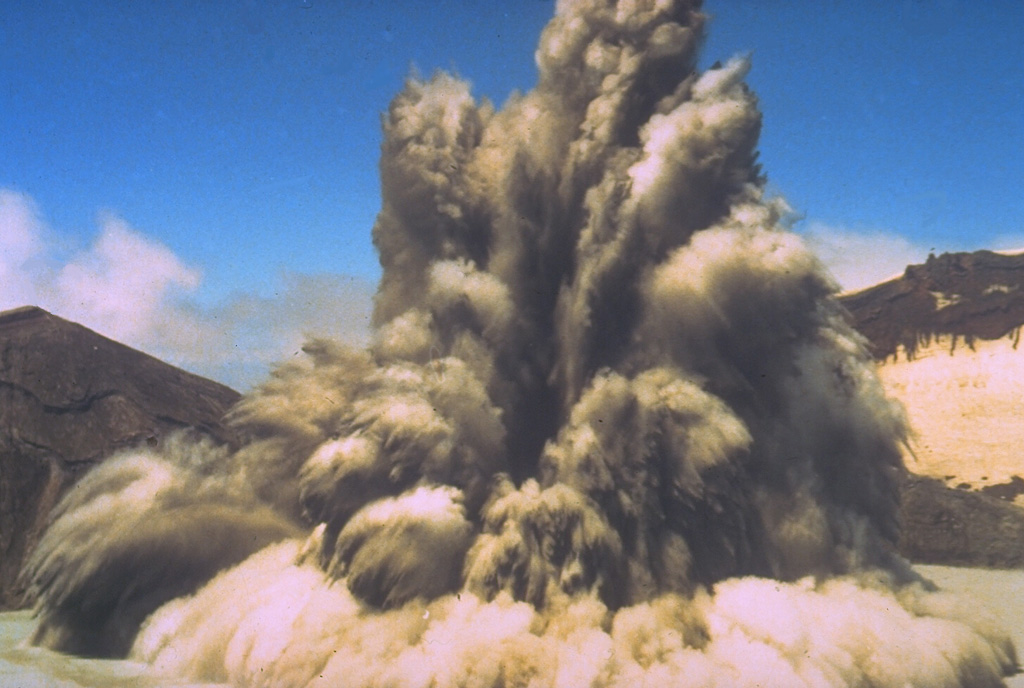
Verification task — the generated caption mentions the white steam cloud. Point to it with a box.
[0,190,200,344]
[801,221,931,293]
[0,189,372,390]
[19,1,1018,687]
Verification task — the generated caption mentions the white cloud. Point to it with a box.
[54,213,202,345]
[800,222,931,293]
[0,189,373,391]
[0,190,48,307]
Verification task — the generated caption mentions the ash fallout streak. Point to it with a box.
[21,0,1017,685]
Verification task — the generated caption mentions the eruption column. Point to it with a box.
[22,1,1018,686]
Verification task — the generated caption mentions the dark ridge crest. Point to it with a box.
[840,250,1024,360]
[0,305,241,610]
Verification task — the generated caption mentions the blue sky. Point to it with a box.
[2,1,1023,388]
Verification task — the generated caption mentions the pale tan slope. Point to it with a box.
[877,332,1024,490]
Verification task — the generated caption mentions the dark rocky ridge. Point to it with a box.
[900,475,1024,567]
[841,250,1024,361]
[0,306,240,609]
[840,251,1024,567]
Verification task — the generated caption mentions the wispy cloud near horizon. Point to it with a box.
[0,187,972,389]
[0,188,373,390]
[800,221,933,292]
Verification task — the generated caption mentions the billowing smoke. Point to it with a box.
[21,435,300,658]
[21,1,1018,686]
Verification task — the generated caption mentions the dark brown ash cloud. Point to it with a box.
[22,1,1017,685]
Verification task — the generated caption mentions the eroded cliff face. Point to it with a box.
[841,249,1024,361]
[0,306,240,609]
[840,250,1024,567]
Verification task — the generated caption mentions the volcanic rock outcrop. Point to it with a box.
[899,474,1024,567]
[841,250,1024,361]
[840,250,1024,566]
[0,305,240,609]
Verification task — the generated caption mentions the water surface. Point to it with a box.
[0,609,223,688]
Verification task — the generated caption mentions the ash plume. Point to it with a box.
[22,0,1017,686]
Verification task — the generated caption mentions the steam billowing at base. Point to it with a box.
[20,0,1018,686]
